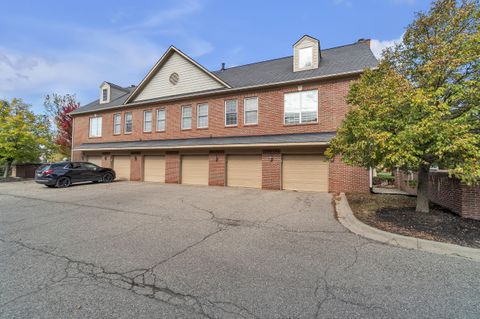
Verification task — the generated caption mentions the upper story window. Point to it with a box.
[182,105,192,129]
[125,112,133,133]
[144,110,152,132]
[113,113,121,135]
[284,90,318,124]
[102,88,108,102]
[156,108,166,131]
[298,47,313,68]
[244,97,258,125]
[89,117,102,137]
[197,103,208,128]
[225,99,238,126]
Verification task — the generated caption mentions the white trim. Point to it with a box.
[88,116,102,138]
[143,110,153,133]
[196,103,208,128]
[74,141,330,151]
[243,96,258,125]
[71,69,371,116]
[224,99,238,127]
[156,108,166,132]
[181,105,192,130]
[283,89,319,125]
[113,113,122,135]
[125,46,231,104]
[71,117,75,160]
[124,112,133,134]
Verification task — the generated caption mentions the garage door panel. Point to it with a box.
[227,155,261,188]
[144,156,165,182]
[181,156,208,185]
[282,155,328,192]
[87,156,102,167]
[113,156,131,181]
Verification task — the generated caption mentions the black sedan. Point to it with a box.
[35,162,116,188]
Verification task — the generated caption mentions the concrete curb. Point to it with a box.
[335,193,480,262]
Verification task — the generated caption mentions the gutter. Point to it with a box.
[74,141,330,152]
[70,69,369,116]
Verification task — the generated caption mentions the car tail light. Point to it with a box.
[43,169,53,175]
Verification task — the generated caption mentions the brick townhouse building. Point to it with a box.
[70,35,378,193]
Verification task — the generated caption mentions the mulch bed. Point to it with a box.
[347,193,480,249]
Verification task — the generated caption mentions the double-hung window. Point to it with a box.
[113,113,121,135]
[89,117,102,137]
[156,109,166,131]
[284,90,318,124]
[197,103,208,128]
[244,97,258,125]
[144,110,152,132]
[225,99,238,126]
[125,112,133,133]
[182,105,192,129]
[102,88,108,102]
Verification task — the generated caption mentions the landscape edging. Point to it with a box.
[335,193,480,262]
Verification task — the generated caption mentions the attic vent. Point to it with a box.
[169,72,179,85]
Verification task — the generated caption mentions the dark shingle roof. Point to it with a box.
[71,41,377,115]
[75,132,335,150]
[212,42,377,88]
[73,86,136,114]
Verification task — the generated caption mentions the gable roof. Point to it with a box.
[292,34,319,47]
[125,46,230,104]
[71,41,378,116]
[101,81,130,92]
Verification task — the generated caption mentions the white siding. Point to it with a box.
[293,36,320,72]
[134,52,224,102]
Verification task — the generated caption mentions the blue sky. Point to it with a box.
[0,0,431,113]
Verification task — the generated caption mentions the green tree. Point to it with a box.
[326,0,480,212]
[0,99,54,178]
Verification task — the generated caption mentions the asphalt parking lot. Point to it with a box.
[0,181,479,318]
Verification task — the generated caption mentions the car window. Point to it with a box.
[64,163,73,169]
[82,163,98,170]
[71,162,82,169]
[38,164,51,172]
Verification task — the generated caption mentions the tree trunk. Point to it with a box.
[416,164,430,213]
[3,161,11,179]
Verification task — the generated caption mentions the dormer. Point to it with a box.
[293,35,320,72]
[99,81,129,104]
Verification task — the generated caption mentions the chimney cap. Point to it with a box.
[221,62,226,71]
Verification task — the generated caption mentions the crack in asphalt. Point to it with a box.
[0,235,259,319]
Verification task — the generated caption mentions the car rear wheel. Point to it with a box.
[56,177,71,188]
[102,173,114,183]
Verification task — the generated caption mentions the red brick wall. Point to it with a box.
[395,170,480,220]
[130,153,142,181]
[262,150,282,190]
[72,77,355,149]
[165,152,180,183]
[394,170,418,196]
[328,156,370,193]
[209,151,225,186]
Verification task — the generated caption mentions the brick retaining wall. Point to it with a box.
[395,169,480,220]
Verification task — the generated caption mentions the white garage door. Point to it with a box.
[87,156,102,167]
[113,156,131,181]
[144,156,165,182]
[227,155,262,188]
[181,155,208,185]
[282,155,329,192]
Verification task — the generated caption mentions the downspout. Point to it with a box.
[369,167,373,193]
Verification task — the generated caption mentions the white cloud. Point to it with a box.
[370,35,403,59]
[0,0,212,111]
